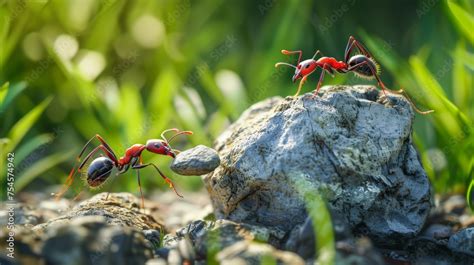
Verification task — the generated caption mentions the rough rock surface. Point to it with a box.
[33,192,164,233]
[41,216,154,265]
[204,85,431,245]
[161,219,299,264]
[170,145,220,176]
[2,190,473,264]
[1,193,163,265]
[216,240,304,265]
[448,227,474,256]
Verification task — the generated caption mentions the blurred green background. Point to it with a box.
[0,0,472,201]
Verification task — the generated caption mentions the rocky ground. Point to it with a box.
[1,86,473,265]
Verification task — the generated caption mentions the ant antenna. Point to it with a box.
[167,130,193,144]
[161,128,180,143]
[160,129,193,152]
[275,62,297,69]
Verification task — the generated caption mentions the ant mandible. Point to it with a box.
[275,36,434,115]
[54,128,193,208]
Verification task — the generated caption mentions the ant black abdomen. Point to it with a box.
[347,54,379,79]
[87,157,114,187]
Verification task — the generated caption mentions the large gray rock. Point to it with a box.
[203,86,431,245]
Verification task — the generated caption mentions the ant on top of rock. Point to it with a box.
[275,35,434,115]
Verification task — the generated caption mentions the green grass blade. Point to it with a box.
[16,150,75,191]
[199,65,238,120]
[410,56,471,133]
[147,68,179,137]
[0,81,27,113]
[6,96,52,152]
[447,1,474,44]
[451,41,472,111]
[174,94,210,146]
[14,133,54,165]
[115,83,144,144]
[453,50,474,70]
[0,82,9,105]
[207,110,230,140]
[1,2,31,70]
[467,158,474,211]
[308,194,335,265]
[295,176,335,265]
[359,31,420,95]
[84,0,125,53]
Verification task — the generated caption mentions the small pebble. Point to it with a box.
[170,145,220,176]
[443,195,466,215]
[448,227,474,256]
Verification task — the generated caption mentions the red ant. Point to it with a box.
[275,36,434,115]
[54,128,193,208]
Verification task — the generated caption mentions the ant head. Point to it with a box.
[146,139,175,158]
[275,56,317,82]
[146,128,193,158]
[293,59,317,82]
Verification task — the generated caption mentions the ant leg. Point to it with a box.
[132,163,183,198]
[77,134,118,163]
[57,135,105,199]
[94,135,119,162]
[54,167,77,200]
[346,60,389,96]
[56,134,117,197]
[55,144,117,201]
[72,190,85,201]
[344,36,356,62]
[324,67,335,78]
[281,50,303,64]
[311,50,324,60]
[79,145,117,170]
[352,39,373,58]
[388,89,434,114]
[345,40,433,114]
[101,167,123,202]
[136,168,145,209]
[344,36,374,62]
[136,156,145,209]
[354,61,433,114]
[312,64,331,97]
[294,75,308,97]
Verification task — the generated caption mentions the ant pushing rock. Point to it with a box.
[54,128,193,208]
